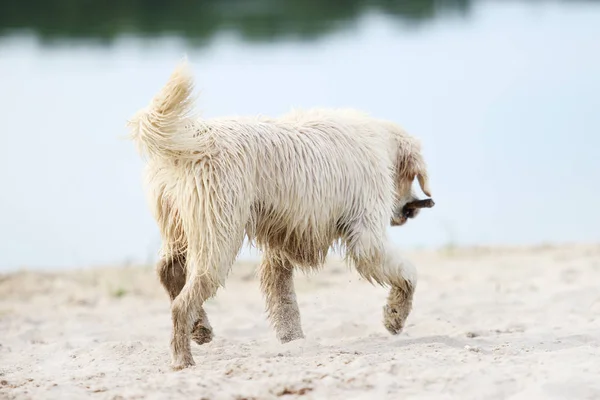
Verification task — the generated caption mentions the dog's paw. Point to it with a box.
[191,322,214,345]
[383,304,407,335]
[171,353,196,371]
[277,330,305,344]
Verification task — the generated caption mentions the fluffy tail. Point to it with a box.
[127,60,198,159]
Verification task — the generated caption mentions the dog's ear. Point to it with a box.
[417,169,431,197]
[397,145,431,197]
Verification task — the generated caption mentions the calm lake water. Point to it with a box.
[1,1,599,270]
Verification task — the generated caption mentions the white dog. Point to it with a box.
[128,60,433,370]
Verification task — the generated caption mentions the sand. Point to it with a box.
[1,244,599,400]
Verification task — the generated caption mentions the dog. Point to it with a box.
[128,60,433,369]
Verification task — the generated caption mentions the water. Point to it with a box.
[1,1,599,270]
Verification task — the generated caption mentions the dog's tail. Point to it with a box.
[127,59,198,159]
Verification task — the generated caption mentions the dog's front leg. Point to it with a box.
[259,252,304,343]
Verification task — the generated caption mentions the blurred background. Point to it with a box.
[0,0,599,271]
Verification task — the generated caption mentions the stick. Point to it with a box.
[402,198,435,211]
[390,198,435,226]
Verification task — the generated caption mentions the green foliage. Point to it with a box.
[0,0,471,45]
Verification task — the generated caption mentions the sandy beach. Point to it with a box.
[1,244,599,399]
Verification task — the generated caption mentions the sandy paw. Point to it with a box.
[278,330,305,344]
[191,322,214,345]
[171,353,195,371]
[383,304,407,335]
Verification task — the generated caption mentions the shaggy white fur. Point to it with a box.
[128,60,432,370]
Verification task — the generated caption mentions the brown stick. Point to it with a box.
[390,198,435,226]
[403,198,435,211]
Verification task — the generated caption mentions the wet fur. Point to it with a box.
[128,60,432,369]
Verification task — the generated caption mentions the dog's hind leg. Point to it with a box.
[157,255,186,300]
[167,164,251,369]
[157,255,214,345]
[259,251,304,343]
[169,223,246,369]
[170,274,218,370]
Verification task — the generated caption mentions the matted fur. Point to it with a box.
[128,60,432,369]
